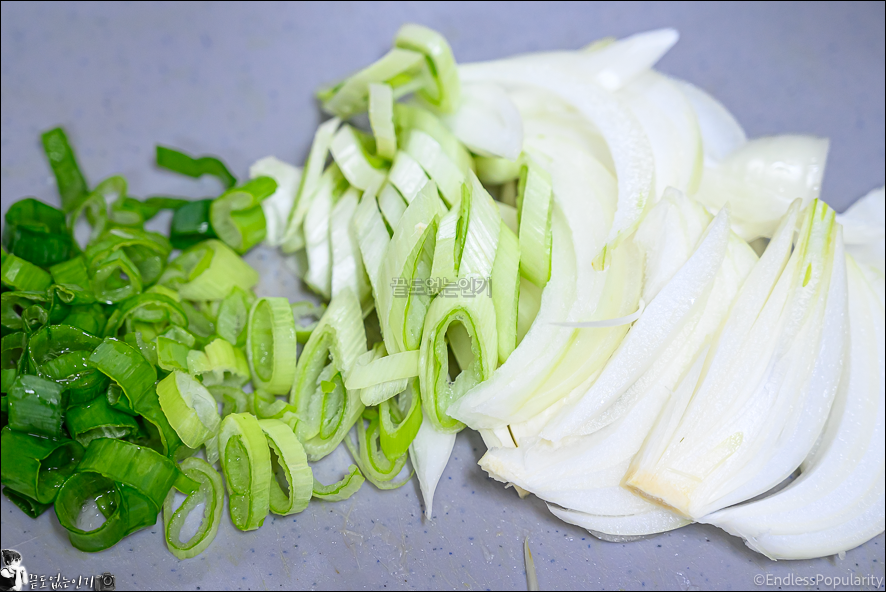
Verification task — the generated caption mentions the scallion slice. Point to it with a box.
[247,297,298,395]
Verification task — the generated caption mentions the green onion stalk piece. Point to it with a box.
[345,349,419,391]
[330,124,387,191]
[393,103,475,175]
[291,301,327,344]
[387,151,430,204]
[209,385,252,417]
[28,324,108,405]
[303,165,350,298]
[378,183,407,230]
[353,343,409,407]
[311,464,365,501]
[50,256,97,305]
[103,292,188,338]
[345,416,412,490]
[394,23,461,113]
[281,118,341,253]
[0,426,84,505]
[259,418,313,515]
[2,198,75,267]
[217,287,254,347]
[353,187,392,303]
[65,395,140,446]
[160,239,259,301]
[156,145,237,189]
[218,412,271,531]
[1,253,53,292]
[41,127,89,212]
[1,290,65,333]
[329,188,373,306]
[110,195,188,228]
[157,370,221,448]
[1,332,27,394]
[84,228,172,303]
[379,378,423,460]
[209,177,277,254]
[253,389,299,429]
[170,199,217,250]
[475,156,521,185]
[319,47,428,119]
[3,487,53,519]
[378,182,447,354]
[62,303,108,337]
[87,338,157,415]
[516,155,554,287]
[162,457,225,559]
[247,297,297,395]
[186,338,250,387]
[6,374,67,438]
[490,222,521,364]
[402,130,465,207]
[291,288,367,461]
[419,289,499,433]
[369,83,397,160]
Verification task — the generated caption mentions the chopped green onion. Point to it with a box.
[217,287,253,347]
[88,249,143,304]
[490,222,521,363]
[103,292,188,338]
[403,130,465,207]
[475,156,521,185]
[353,187,391,302]
[253,389,299,429]
[281,118,341,253]
[303,165,349,297]
[65,395,140,446]
[319,48,427,119]
[163,457,224,559]
[210,177,277,254]
[1,426,84,504]
[393,104,475,174]
[420,290,498,433]
[87,338,157,415]
[379,378,423,460]
[7,375,67,438]
[50,256,96,305]
[388,151,430,204]
[170,200,217,250]
[28,324,108,405]
[63,303,108,336]
[156,146,236,188]
[394,23,461,113]
[3,487,53,518]
[377,183,407,230]
[369,83,397,160]
[354,343,409,406]
[1,332,27,394]
[157,370,221,448]
[162,239,259,301]
[1,253,53,291]
[218,412,271,530]
[259,418,313,515]
[330,189,372,304]
[187,338,250,387]
[345,417,411,489]
[42,127,89,212]
[516,155,554,287]
[345,349,419,390]
[1,290,59,332]
[247,297,298,395]
[330,125,387,191]
[2,198,75,267]
[311,464,365,501]
[291,288,367,460]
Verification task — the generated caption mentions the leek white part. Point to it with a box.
[282,117,341,252]
[379,182,447,353]
[320,47,427,119]
[353,187,391,300]
[346,350,420,390]
[429,206,460,292]
[249,156,302,247]
[355,344,410,407]
[393,103,475,174]
[549,504,689,539]
[458,28,678,94]
[626,201,846,519]
[304,166,346,299]
[542,209,730,441]
[388,151,430,204]
[616,71,703,199]
[157,370,222,448]
[461,54,654,270]
[441,82,523,160]
[491,223,521,363]
[459,172,502,279]
[330,188,371,304]
[330,124,387,191]
[693,135,829,241]
[524,537,539,591]
[837,186,885,276]
[476,156,521,185]
[247,297,298,395]
[675,80,747,164]
[368,83,397,160]
[704,257,884,559]
[516,154,553,288]
[408,408,457,518]
[497,202,519,234]
[377,183,407,230]
[403,129,465,207]
[394,23,461,113]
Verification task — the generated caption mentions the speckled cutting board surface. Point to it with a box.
[1,2,884,590]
